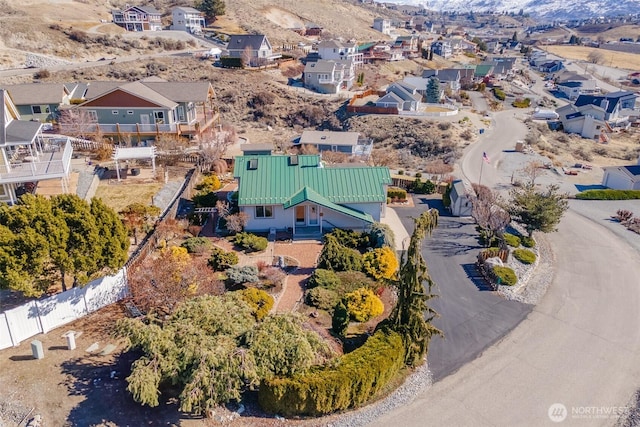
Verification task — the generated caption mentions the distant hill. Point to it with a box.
[383,0,640,20]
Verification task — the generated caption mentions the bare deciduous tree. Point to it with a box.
[225,211,249,233]
[369,148,399,167]
[58,109,97,139]
[520,160,544,186]
[471,184,511,247]
[587,50,604,64]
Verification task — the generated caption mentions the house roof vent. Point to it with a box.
[248,158,258,170]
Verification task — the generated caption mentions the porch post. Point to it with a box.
[319,207,323,234]
[115,159,121,181]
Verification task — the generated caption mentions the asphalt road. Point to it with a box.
[370,209,640,426]
[394,198,531,381]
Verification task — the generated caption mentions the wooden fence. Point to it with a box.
[346,89,397,115]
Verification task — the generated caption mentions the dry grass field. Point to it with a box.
[544,45,640,70]
[93,180,164,213]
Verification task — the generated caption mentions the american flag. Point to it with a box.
[482,152,490,164]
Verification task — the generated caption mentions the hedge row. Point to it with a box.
[575,190,640,200]
[234,232,268,252]
[258,328,405,416]
[512,249,536,265]
[387,188,407,200]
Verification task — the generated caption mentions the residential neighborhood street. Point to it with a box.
[394,200,531,381]
[368,79,640,426]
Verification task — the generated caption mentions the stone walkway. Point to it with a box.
[272,241,323,313]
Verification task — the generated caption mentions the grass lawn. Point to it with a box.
[94,181,164,213]
[545,45,640,70]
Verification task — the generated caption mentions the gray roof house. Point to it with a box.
[303,60,355,94]
[375,81,422,111]
[226,34,278,67]
[0,89,73,204]
[171,6,205,33]
[0,83,72,122]
[422,68,462,91]
[294,130,373,157]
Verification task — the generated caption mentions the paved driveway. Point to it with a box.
[395,196,531,381]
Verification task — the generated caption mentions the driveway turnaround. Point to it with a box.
[395,197,531,381]
[370,208,640,426]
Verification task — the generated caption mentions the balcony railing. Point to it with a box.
[0,139,73,184]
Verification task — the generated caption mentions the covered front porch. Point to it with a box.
[283,187,374,238]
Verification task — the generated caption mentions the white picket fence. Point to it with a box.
[0,268,128,350]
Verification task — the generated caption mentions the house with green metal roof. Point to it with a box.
[233,154,391,236]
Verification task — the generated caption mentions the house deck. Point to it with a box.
[0,140,72,185]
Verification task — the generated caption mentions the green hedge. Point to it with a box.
[493,87,506,101]
[575,190,640,200]
[520,236,535,248]
[512,249,536,264]
[258,328,405,416]
[234,232,268,252]
[492,266,517,286]
[387,188,407,200]
[220,56,244,68]
[504,233,521,247]
[307,269,340,290]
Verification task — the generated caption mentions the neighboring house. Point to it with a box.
[241,143,274,156]
[373,17,391,35]
[394,35,419,57]
[60,78,218,142]
[474,63,494,80]
[402,76,444,102]
[490,57,517,79]
[226,34,278,66]
[0,90,73,205]
[317,40,363,66]
[602,162,640,190]
[414,18,434,33]
[111,5,162,32]
[431,40,453,58]
[305,22,323,36]
[574,91,638,124]
[375,81,422,111]
[538,60,564,73]
[450,180,472,216]
[171,7,205,33]
[555,103,606,139]
[422,68,462,92]
[358,42,403,63]
[0,83,72,122]
[556,79,598,100]
[233,154,391,236]
[303,60,355,94]
[294,130,373,157]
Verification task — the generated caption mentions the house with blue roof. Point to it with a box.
[574,91,638,125]
[602,158,640,190]
[233,154,391,236]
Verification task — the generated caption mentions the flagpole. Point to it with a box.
[479,156,484,186]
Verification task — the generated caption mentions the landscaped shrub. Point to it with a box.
[493,87,506,101]
[181,237,212,254]
[344,288,384,322]
[324,229,368,249]
[258,328,405,416]
[208,247,239,271]
[306,287,339,311]
[238,288,274,320]
[504,233,521,247]
[195,174,222,193]
[317,236,363,272]
[520,236,536,248]
[512,249,536,265]
[492,266,517,286]
[226,265,259,286]
[234,232,268,252]
[575,190,640,200]
[410,179,436,194]
[335,271,376,294]
[387,187,407,201]
[368,222,396,249]
[512,98,531,108]
[331,301,349,337]
[442,183,452,208]
[362,247,399,280]
[307,269,340,290]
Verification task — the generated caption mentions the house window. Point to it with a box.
[178,106,185,122]
[88,110,98,122]
[31,105,42,114]
[112,110,119,115]
[255,206,273,218]
[153,111,165,123]
[127,110,134,115]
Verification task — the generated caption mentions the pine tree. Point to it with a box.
[426,77,441,103]
[332,300,349,337]
[389,209,442,367]
[197,0,226,22]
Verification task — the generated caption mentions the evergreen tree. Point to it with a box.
[389,209,442,367]
[508,184,568,237]
[426,77,441,103]
[91,198,130,272]
[332,300,349,337]
[197,0,225,22]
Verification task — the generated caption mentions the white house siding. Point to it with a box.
[603,170,632,190]
[242,205,291,232]
[342,202,384,221]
